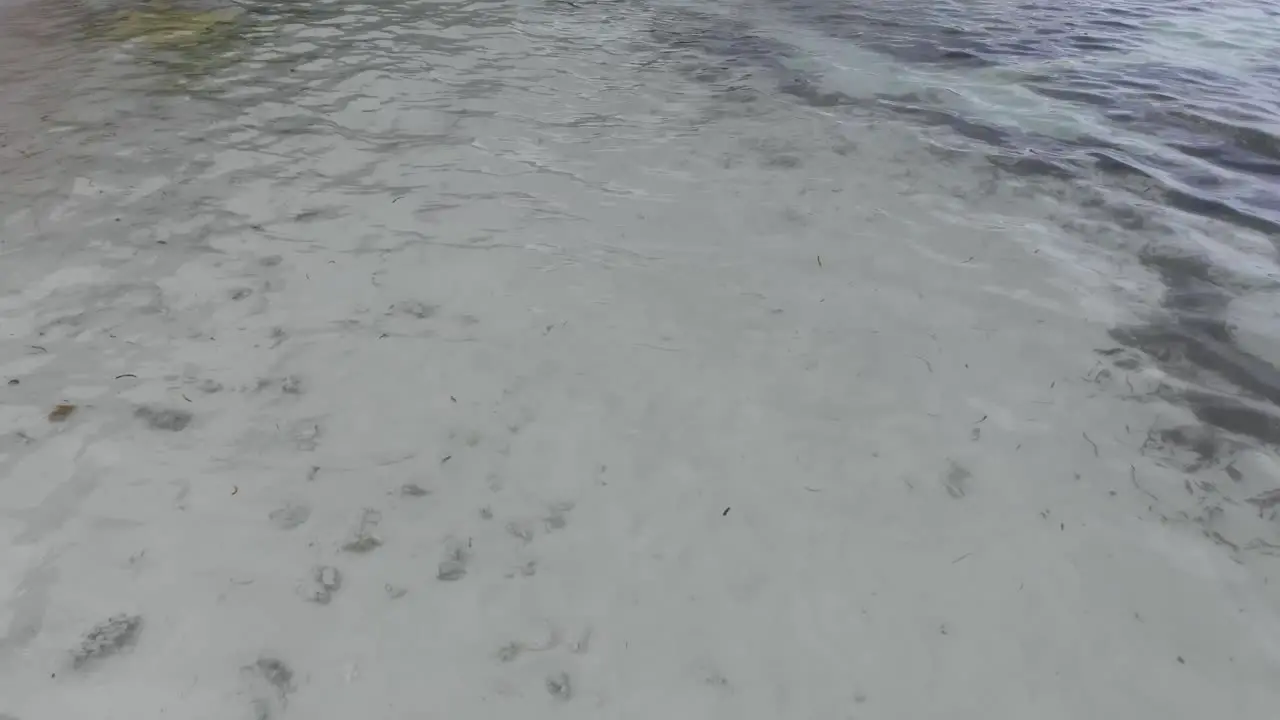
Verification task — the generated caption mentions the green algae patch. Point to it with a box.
[102,2,246,50]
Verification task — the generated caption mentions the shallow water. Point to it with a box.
[3,0,1280,717]
[6,0,1277,467]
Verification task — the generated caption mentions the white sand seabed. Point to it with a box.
[3,6,1280,718]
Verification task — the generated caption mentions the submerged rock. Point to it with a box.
[73,614,142,668]
[135,405,192,431]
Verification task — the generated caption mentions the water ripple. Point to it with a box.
[764,0,1280,235]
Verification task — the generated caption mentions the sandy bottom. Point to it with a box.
[2,0,1280,717]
